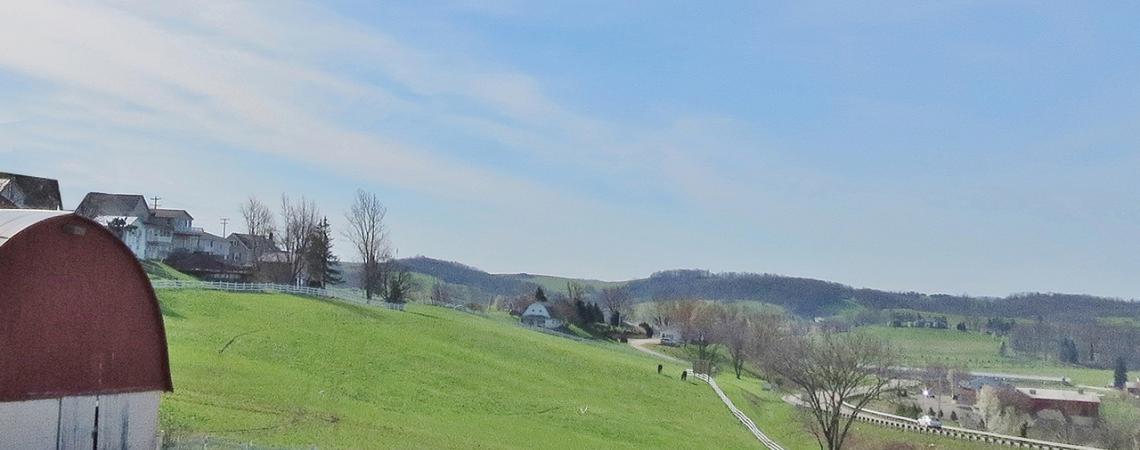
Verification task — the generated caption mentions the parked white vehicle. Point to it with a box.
[917,415,943,428]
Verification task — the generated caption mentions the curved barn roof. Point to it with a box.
[0,209,68,247]
[0,210,172,402]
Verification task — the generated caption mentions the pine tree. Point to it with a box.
[574,299,589,326]
[1114,356,1128,389]
[534,286,547,303]
[303,217,342,287]
[999,341,1008,357]
[1058,337,1080,364]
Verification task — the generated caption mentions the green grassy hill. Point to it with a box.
[143,260,198,281]
[158,290,758,449]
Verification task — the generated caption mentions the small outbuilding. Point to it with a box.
[0,210,172,448]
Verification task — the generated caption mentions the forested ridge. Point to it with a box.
[354,257,1139,320]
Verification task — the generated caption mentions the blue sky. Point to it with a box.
[1,1,1138,298]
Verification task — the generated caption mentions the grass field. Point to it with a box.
[157,289,759,449]
[143,260,198,281]
[859,326,1115,387]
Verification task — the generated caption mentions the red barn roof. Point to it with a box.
[0,210,172,402]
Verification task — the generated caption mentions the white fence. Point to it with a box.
[689,371,785,450]
[149,279,406,311]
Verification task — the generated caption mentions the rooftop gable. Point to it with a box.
[75,192,149,218]
[0,172,62,210]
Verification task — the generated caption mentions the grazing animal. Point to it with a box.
[681,371,688,381]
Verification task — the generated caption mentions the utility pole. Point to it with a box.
[150,196,162,210]
[220,218,229,236]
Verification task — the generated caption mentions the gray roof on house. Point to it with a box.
[522,302,552,318]
[1016,387,1100,404]
[153,208,193,220]
[228,233,281,252]
[75,192,149,218]
[959,378,1007,391]
[0,173,63,210]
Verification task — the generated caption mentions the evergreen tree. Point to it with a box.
[573,299,589,326]
[303,217,342,287]
[609,310,621,327]
[1058,337,1080,364]
[999,341,1008,357]
[1114,356,1128,389]
[534,286,547,303]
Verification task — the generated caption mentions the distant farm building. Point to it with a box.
[658,328,682,346]
[521,302,563,329]
[1015,388,1100,418]
[0,210,172,448]
[957,378,1008,405]
[0,172,62,210]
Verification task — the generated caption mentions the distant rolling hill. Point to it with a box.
[335,257,1140,320]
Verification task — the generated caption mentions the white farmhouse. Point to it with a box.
[521,302,563,329]
[93,216,148,257]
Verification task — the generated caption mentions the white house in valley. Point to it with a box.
[521,302,563,329]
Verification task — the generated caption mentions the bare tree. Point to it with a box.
[715,308,782,380]
[565,281,587,303]
[648,301,671,328]
[599,286,632,326]
[430,281,450,305]
[240,196,275,237]
[663,300,720,365]
[715,306,751,379]
[343,190,392,301]
[757,331,897,450]
[279,194,320,283]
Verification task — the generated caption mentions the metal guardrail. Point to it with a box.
[149,279,406,311]
[840,401,1103,450]
[689,371,785,450]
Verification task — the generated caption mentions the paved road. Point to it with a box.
[626,338,688,364]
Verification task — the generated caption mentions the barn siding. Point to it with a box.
[0,392,159,449]
[0,398,59,449]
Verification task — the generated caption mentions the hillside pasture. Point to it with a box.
[157,289,758,449]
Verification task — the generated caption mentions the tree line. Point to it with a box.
[237,189,415,303]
